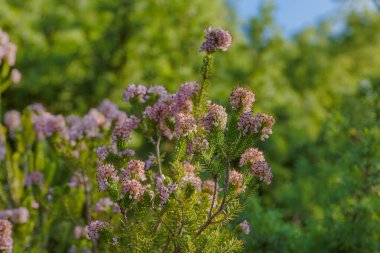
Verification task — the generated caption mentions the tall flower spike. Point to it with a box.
[200,27,232,53]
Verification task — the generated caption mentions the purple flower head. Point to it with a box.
[4,110,21,136]
[239,220,250,235]
[97,145,109,161]
[203,104,227,132]
[147,85,168,101]
[96,164,119,192]
[251,161,273,184]
[174,113,197,138]
[200,27,232,53]
[230,87,255,113]
[122,160,146,181]
[93,198,114,212]
[112,115,140,144]
[10,69,21,84]
[24,172,44,187]
[156,176,177,205]
[123,84,147,103]
[88,220,109,240]
[33,113,67,140]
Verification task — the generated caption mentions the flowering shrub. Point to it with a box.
[0,27,275,252]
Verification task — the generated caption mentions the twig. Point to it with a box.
[156,135,163,176]
[194,160,230,238]
[208,175,218,219]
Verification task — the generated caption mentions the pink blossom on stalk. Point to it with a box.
[24,171,44,186]
[200,27,232,53]
[122,160,146,181]
[98,99,126,122]
[229,170,246,194]
[174,113,197,138]
[239,220,250,235]
[10,69,21,84]
[96,164,119,192]
[4,110,21,135]
[123,84,147,103]
[229,87,255,113]
[97,145,109,161]
[33,113,67,140]
[112,115,140,143]
[0,219,12,237]
[256,113,275,141]
[180,163,202,191]
[147,85,168,100]
[156,176,177,205]
[87,220,109,240]
[203,104,227,132]
[0,207,30,224]
[251,161,273,185]
[202,180,216,194]
[0,220,12,253]
[68,172,88,188]
[93,198,113,212]
[121,179,147,200]
[73,225,89,239]
[239,148,265,167]
[238,112,261,135]
[239,148,272,184]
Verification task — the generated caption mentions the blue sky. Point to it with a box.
[234,0,375,35]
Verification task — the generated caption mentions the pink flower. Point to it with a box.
[4,110,21,135]
[93,198,114,212]
[174,113,197,138]
[229,170,246,194]
[239,220,250,235]
[156,176,177,205]
[229,87,255,113]
[200,27,232,53]
[123,160,146,181]
[239,148,265,168]
[121,179,147,200]
[24,172,44,187]
[96,164,119,192]
[202,180,216,194]
[10,69,21,84]
[87,220,109,240]
[203,104,227,132]
[123,84,147,103]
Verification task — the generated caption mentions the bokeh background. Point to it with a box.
[2,0,380,252]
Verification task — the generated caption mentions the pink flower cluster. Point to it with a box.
[0,30,17,66]
[155,176,178,205]
[229,170,246,194]
[200,27,232,53]
[240,148,272,184]
[0,219,13,253]
[142,82,199,139]
[3,110,21,136]
[24,171,44,186]
[73,225,89,239]
[239,220,250,235]
[180,163,202,191]
[0,207,29,223]
[123,160,147,181]
[87,220,109,240]
[203,104,227,132]
[97,164,119,192]
[229,87,255,113]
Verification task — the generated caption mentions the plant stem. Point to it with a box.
[156,135,163,176]
[194,160,230,238]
